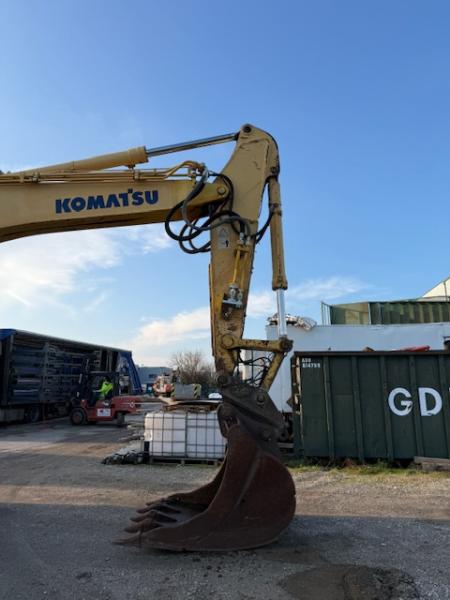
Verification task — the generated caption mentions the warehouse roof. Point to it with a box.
[0,328,131,353]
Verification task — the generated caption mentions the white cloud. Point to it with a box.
[83,291,108,313]
[0,230,120,311]
[0,223,173,313]
[127,306,211,364]
[118,224,171,253]
[134,354,173,368]
[131,307,211,347]
[247,290,276,318]
[246,277,368,319]
[289,276,367,303]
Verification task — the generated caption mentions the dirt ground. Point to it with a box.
[0,419,448,600]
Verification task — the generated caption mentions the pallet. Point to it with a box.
[414,456,450,472]
[146,454,222,467]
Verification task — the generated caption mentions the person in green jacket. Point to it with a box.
[98,376,114,403]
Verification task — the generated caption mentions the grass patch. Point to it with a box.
[285,458,449,478]
[284,461,323,473]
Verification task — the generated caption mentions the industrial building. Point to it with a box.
[266,277,450,413]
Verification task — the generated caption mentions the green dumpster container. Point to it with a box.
[291,351,450,461]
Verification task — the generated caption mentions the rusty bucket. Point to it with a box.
[117,378,296,552]
[118,423,296,551]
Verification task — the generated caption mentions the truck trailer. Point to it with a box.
[0,329,141,424]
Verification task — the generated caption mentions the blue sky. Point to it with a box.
[1,1,450,364]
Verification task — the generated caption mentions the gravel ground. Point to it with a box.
[0,420,449,600]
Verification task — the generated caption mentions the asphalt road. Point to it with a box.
[0,419,449,600]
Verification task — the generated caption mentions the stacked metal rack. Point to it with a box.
[40,345,98,407]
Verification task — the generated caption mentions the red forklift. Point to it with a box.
[69,369,140,427]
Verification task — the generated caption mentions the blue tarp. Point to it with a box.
[0,329,16,341]
[118,351,142,394]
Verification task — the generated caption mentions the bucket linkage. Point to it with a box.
[117,375,296,551]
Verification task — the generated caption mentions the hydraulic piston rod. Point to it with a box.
[145,132,237,158]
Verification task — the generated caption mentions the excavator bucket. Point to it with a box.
[117,379,296,551]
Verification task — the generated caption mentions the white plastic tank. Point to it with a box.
[186,412,225,459]
[144,411,187,456]
[144,410,225,459]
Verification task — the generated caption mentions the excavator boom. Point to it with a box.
[0,124,296,551]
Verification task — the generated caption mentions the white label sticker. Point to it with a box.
[217,226,230,249]
[301,358,321,369]
[97,408,111,417]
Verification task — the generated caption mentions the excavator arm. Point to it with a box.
[0,124,296,551]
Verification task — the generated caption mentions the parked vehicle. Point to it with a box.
[70,370,140,427]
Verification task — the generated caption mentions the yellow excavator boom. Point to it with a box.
[0,124,296,551]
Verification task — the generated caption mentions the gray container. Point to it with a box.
[291,351,450,461]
